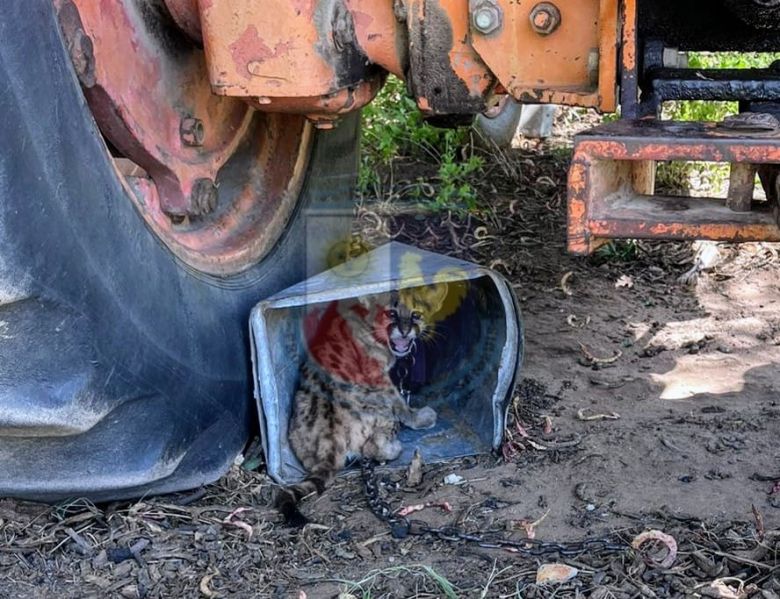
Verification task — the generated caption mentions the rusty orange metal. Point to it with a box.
[162,0,201,40]
[57,0,255,216]
[618,0,638,116]
[195,0,623,116]
[197,0,496,118]
[471,0,618,111]
[405,0,496,116]
[346,0,408,77]
[197,0,394,118]
[199,0,336,98]
[56,0,316,275]
[567,120,780,254]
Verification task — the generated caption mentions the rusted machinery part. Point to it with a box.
[162,0,201,41]
[193,0,618,119]
[55,0,312,276]
[567,119,780,255]
[197,0,395,120]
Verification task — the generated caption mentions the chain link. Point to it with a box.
[361,459,627,557]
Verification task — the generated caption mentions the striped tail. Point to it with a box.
[274,468,334,527]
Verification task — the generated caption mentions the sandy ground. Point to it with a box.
[0,122,778,598]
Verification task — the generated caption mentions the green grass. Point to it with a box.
[359,76,482,211]
[337,565,459,598]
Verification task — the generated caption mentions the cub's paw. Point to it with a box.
[411,406,437,430]
[375,439,403,462]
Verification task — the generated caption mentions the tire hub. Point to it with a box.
[55,0,312,275]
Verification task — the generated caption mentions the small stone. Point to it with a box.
[444,473,464,485]
[586,504,596,511]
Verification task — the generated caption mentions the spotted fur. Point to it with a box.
[275,289,446,526]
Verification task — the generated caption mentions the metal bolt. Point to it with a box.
[191,178,218,215]
[180,117,205,147]
[472,1,502,35]
[529,2,561,36]
[662,47,688,69]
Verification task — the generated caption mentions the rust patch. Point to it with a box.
[567,119,780,253]
[229,26,294,80]
[407,0,489,115]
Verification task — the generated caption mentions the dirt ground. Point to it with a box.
[1,117,779,598]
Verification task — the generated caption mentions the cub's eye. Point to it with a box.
[387,309,399,320]
[411,311,422,321]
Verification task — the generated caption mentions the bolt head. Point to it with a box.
[180,117,205,147]
[472,3,502,35]
[532,10,551,29]
[529,2,561,35]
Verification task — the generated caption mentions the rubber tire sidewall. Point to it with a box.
[0,0,360,499]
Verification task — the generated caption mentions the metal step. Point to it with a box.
[567,119,780,254]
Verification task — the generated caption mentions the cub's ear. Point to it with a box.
[355,291,391,309]
[355,294,373,309]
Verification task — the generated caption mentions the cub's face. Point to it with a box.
[385,298,426,358]
[383,285,448,357]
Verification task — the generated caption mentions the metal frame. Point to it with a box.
[568,120,780,254]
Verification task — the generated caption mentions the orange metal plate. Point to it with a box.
[406,0,495,114]
[199,0,335,98]
[471,0,618,110]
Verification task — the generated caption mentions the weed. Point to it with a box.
[359,76,482,211]
[595,240,640,263]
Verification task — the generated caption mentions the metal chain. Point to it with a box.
[361,459,627,557]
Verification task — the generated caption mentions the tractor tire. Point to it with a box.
[0,1,359,501]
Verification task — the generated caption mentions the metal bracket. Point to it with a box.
[568,119,780,254]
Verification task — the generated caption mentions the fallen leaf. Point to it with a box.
[396,501,453,517]
[560,271,574,296]
[576,408,620,421]
[615,275,634,289]
[536,563,579,584]
[566,314,591,329]
[222,507,253,541]
[199,571,219,598]
[579,343,622,365]
[512,509,550,539]
[631,530,678,568]
[700,578,746,599]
